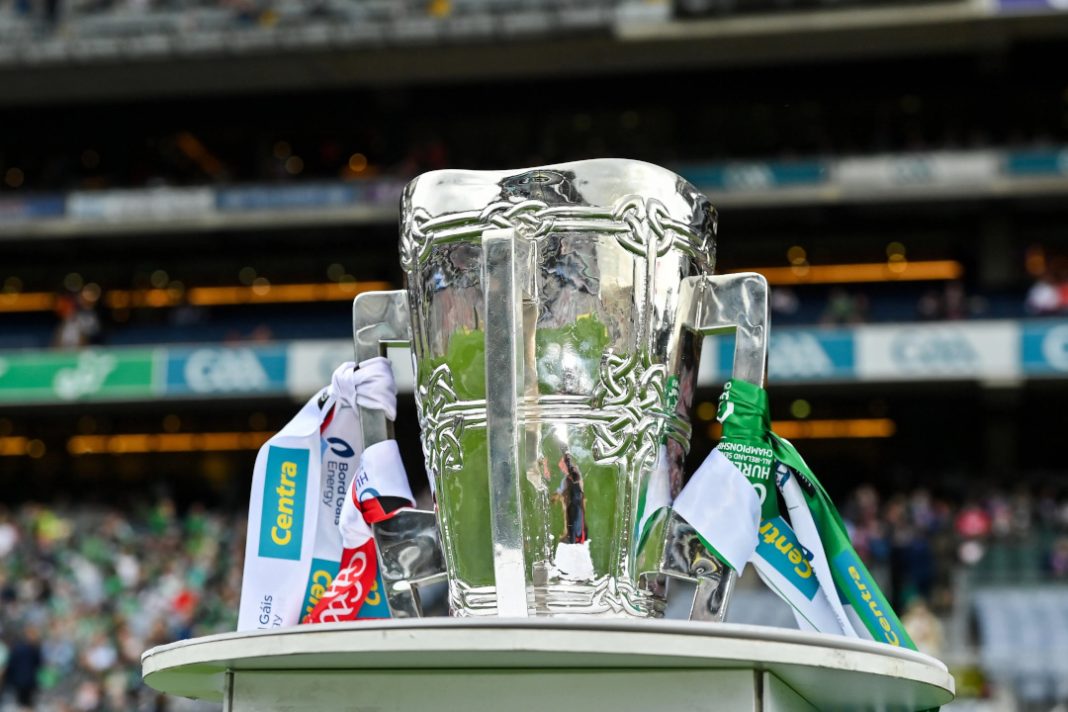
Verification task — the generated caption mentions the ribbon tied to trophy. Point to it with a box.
[237,358,413,630]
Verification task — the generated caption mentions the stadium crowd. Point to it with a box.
[0,501,243,711]
[0,0,602,40]
[842,484,1068,617]
[2,484,1068,709]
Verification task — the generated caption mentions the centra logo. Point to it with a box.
[757,518,818,601]
[833,550,908,647]
[258,446,309,560]
[846,564,901,646]
[302,559,338,620]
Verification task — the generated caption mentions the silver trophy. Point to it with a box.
[354,159,768,620]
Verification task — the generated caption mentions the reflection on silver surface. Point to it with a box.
[354,159,769,619]
[373,509,447,618]
[659,510,733,622]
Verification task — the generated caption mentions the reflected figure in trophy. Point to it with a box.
[545,449,588,544]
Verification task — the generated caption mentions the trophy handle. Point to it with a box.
[352,291,447,618]
[353,290,411,447]
[662,272,769,622]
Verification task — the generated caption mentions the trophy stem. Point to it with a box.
[482,228,530,617]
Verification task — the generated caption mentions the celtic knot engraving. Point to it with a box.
[585,575,650,617]
[417,364,466,476]
[610,196,677,259]
[414,351,687,483]
[401,195,711,272]
[590,350,672,473]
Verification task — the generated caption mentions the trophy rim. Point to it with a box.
[399,157,717,271]
[403,158,713,223]
[403,157,703,192]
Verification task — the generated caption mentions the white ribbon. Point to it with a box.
[774,464,858,637]
[744,465,855,637]
[673,448,861,638]
[331,357,398,421]
[237,390,328,631]
[353,440,414,506]
[673,447,761,574]
[338,440,415,548]
[238,359,400,631]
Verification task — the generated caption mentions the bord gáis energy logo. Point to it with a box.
[258,446,310,560]
[326,438,354,458]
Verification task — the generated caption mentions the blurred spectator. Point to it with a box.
[942,281,969,320]
[1050,536,1068,578]
[248,323,274,343]
[170,296,206,329]
[955,501,992,539]
[1,626,42,711]
[53,288,102,349]
[770,286,799,317]
[44,0,60,28]
[901,598,944,658]
[917,281,986,320]
[820,288,868,325]
[1026,270,1067,315]
[0,510,17,558]
[885,495,935,608]
[918,286,943,320]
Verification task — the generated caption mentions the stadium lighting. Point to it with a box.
[0,261,960,314]
[0,436,46,457]
[0,436,28,456]
[0,291,57,312]
[0,280,395,313]
[182,281,392,306]
[67,431,274,455]
[732,260,963,285]
[708,418,896,440]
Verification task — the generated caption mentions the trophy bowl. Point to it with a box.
[354,159,769,619]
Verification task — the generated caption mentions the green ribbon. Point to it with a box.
[716,381,779,521]
[718,379,916,650]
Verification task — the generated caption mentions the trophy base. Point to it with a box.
[142,619,955,711]
[450,576,666,618]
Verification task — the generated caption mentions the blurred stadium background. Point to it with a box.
[2,0,1068,709]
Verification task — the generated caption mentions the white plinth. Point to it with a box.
[142,619,954,711]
